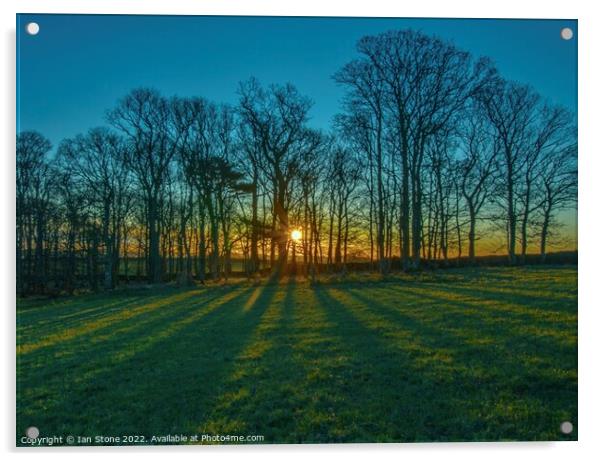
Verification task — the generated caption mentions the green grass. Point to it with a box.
[16,266,577,444]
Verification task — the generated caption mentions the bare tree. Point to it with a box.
[334,60,389,273]
[517,104,574,263]
[327,144,362,271]
[457,102,499,263]
[108,88,180,283]
[483,81,539,264]
[57,128,130,289]
[350,29,497,268]
[425,129,457,263]
[535,137,577,262]
[16,131,53,294]
[238,78,317,277]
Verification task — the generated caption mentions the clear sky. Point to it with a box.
[17,15,577,149]
[15,14,578,253]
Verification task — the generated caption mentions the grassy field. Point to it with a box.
[16,266,577,444]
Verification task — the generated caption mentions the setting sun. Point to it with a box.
[14,14,578,447]
[291,229,302,242]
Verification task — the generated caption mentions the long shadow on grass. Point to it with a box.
[347,285,576,388]
[196,277,297,441]
[17,287,217,355]
[315,285,576,441]
[18,286,251,433]
[18,286,238,424]
[17,282,282,440]
[381,283,572,340]
[282,284,401,442]
[440,266,575,286]
[17,290,174,338]
[382,283,577,347]
[199,278,367,443]
[17,285,242,381]
[415,282,577,317]
[313,285,467,442]
[16,284,206,327]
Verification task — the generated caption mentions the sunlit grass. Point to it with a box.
[17,289,203,354]
[16,266,577,444]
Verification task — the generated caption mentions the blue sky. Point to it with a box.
[17,15,577,148]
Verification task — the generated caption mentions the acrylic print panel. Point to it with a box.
[16,14,577,446]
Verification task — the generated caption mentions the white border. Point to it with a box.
[3,1,600,460]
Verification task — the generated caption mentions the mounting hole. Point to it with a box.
[560,27,573,40]
[560,421,573,434]
[26,426,39,439]
[25,22,40,36]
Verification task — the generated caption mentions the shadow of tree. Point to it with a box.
[331,284,576,441]
[197,276,297,439]
[17,271,577,443]
[17,284,281,436]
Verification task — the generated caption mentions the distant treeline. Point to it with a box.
[16,29,577,295]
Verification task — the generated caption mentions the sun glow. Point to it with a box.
[291,229,302,242]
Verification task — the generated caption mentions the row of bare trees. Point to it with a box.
[334,29,576,272]
[16,29,577,294]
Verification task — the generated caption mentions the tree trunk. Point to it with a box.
[520,180,532,265]
[147,195,162,283]
[400,127,411,271]
[540,201,552,264]
[198,201,206,283]
[506,162,517,265]
[250,170,259,274]
[468,203,477,265]
[376,118,387,274]
[102,199,114,290]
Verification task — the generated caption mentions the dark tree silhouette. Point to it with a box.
[107,88,180,283]
[15,29,577,295]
